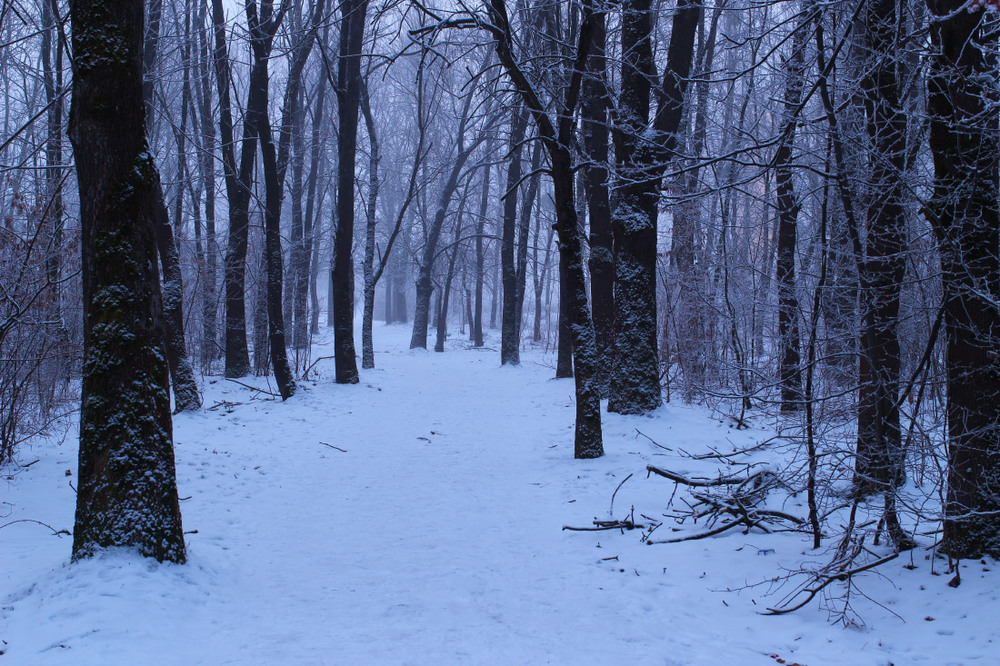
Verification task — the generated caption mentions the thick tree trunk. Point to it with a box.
[69,0,185,563]
[607,0,662,414]
[331,0,369,383]
[926,0,1000,558]
[581,9,612,394]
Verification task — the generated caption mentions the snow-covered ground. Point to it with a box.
[3,324,997,665]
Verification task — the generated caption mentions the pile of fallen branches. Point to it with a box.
[644,465,806,544]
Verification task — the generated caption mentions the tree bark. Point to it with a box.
[70,0,185,563]
[926,0,1000,558]
[331,0,369,383]
[606,0,667,414]
[581,9,612,394]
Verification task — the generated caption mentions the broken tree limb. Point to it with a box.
[563,519,645,532]
[646,465,767,488]
[763,552,898,615]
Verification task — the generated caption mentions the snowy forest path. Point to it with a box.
[8,325,940,665]
[172,327,659,663]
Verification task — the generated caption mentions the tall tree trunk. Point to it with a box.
[286,87,305,346]
[473,150,492,347]
[514,142,542,343]
[331,0,369,383]
[252,238,270,376]
[298,51,328,350]
[607,0,663,414]
[774,19,807,412]
[360,78,380,369]
[581,8,612,394]
[144,0,200,410]
[153,195,201,411]
[41,0,64,321]
[70,0,185,563]
[435,226,465,353]
[251,0,326,399]
[534,224,555,342]
[555,257,573,378]
[500,105,527,364]
[671,0,724,399]
[196,3,219,369]
[852,0,908,515]
[926,0,1000,559]
[212,0,257,378]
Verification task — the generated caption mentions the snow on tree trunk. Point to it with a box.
[69,0,185,563]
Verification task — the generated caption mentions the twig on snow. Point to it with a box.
[0,519,70,537]
[319,441,348,453]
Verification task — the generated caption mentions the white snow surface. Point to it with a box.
[3,325,998,665]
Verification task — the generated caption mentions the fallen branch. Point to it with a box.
[763,552,899,615]
[563,518,645,532]
[225,378,281,397]
[646,519,742,544]
[0,519,70,537]
[646,465,765,488]
[635,429,672,451]
[207,400,243,412]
